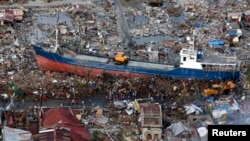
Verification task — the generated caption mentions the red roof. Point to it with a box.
[4,9,13,21]
[42,108,79,125]
[41,108,90,141]
[39,128,72,141]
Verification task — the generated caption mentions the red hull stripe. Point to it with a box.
[36,55,147,77]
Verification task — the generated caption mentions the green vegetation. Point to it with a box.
[92,131,100,141]
[117,132,125,141]
[130,131,137,135]
[247,65,250,82]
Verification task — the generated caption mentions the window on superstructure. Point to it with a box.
[154,134,159,140]
[183,57,186,61]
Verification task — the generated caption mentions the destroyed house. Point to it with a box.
[0,8,24,25]
[140,104,162,141]
[228,22,240,29]
[4,9,14,22]
[165,121,199,141]
[227,12,242,22]
[0,9,13,25]
[12,9,24,21]
[242,13,250,27]
[39,107,90,141]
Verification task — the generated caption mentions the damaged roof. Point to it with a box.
[140,104,162,127]
[41,107,90,141]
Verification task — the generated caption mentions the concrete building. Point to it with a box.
[139,103,162,141]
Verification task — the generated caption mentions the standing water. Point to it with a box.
[31,13,73,42]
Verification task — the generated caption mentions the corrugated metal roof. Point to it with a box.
[13,9,24,16]
[4,9,13,21]
[39,128,71,141]
[41,108,90,141]
[42,107,79,126]
[168,121,191,137]
[5,15,13,21]
[0,9,23,22]
[39,130,54,141]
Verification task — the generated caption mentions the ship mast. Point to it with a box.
[53,14,60,53]
[53,28,59,53]
[190,29,196,51]
[189,29,196,52]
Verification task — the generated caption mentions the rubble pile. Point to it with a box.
[0,0,250,140]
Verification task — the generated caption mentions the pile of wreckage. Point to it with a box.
[0,0,249,141]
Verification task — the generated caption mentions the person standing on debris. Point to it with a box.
[88,99,91,106]
[108,90,112,101]
[81,100,84,106]
[115,94,118,101]
[75,98,79,105]
[112,91,116,102]
[121,93,124,100]
[162,93,165,101]
[127,92,130,99]
[134,90,137,98]
[105,95,108,102]
[85,27,88,34]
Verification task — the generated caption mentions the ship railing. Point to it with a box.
[203,66,236,71]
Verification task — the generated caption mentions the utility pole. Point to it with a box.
[40,77,45,108]
[39,76,45,129]
[39,87,43,108]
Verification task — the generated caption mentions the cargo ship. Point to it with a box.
[31,31,241,80]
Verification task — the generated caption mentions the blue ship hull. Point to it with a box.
[32,45,240,80]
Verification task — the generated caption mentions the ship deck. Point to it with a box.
[69,51,238,71]
[74,54,109,63]
[72,54,175,70]
[128,61,174,70]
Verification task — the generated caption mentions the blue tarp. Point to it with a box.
[208,39,224,46]
[228,29,238,36]
[194,23,202,28]
[215,103,230,111]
